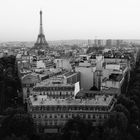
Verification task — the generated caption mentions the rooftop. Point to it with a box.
[76,88,119,98]
[105,63,127,72]
[63,71,77,77]
[22,72,39,80]
[34,79,74,89]
[29,95,114,106]
[109,73,123,82]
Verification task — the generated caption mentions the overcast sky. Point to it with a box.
[0,0,140,41]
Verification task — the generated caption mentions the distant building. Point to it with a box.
[106,39,112,46]
[116,40,123,46]
[94,39,106,47]
[31,11,49,54]
[54,58,72,70]
[105,39,123,47]
[88,39,93,47]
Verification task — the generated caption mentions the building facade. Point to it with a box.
[27,94,116,133]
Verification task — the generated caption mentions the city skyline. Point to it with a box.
[0,0,140,41]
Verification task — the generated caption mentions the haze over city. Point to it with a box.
[0,0,140,41]
[1,0,140,139]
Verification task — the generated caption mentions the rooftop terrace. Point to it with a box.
[29,95,114,106]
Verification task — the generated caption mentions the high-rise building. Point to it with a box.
[106,39,112,46]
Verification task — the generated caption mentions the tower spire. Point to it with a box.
[40,10,43,34]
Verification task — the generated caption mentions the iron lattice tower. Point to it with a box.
[34,10,49,50]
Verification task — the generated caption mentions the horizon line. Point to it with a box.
[1,38,140,43]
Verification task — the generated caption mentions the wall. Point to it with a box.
[76,66,93,90]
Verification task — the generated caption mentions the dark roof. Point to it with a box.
[64,72,76,77]
[76,88,119,98]
[109,74,123,82]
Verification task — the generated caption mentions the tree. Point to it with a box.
[129,123,140,140]
[0,55,23,113]
[114,104,130,121]
[130,105,140,123]
[128,88,140,98]
[1,112,35,138]
[117,95,135,110]
[2,135,30,140]
[103,112,128,140]
[130,95,140,108]
[62,117,92,140]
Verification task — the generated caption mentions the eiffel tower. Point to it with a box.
[33,10,49,51]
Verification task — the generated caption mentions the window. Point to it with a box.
[83,114,85,118]
[51,106,54,111]
[46,107,49,111]
[79,106,82,110]
[69,114,72,118]
[54,121,57,125]
[90,107,93,110]
[88,114,90,119]
[104,115,108,119]
[96,115,99,119]
[45,122,48,126]
[65,114,68,118]
[72,114,74,118]
[54,114,57,118]
[50,121,52,125]
[61,114,63,118]
[63,106,66,110]
[66,92,68,95]
[38,122,41,126]
[101,115,104,119]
